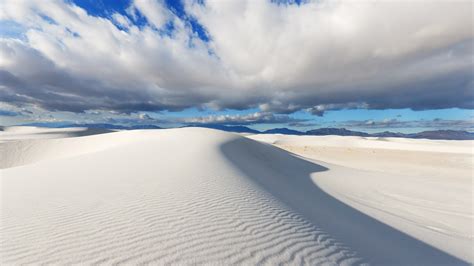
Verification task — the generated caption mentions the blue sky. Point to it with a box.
[0,0,472,132]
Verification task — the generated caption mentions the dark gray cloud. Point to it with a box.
[305,103,369,116]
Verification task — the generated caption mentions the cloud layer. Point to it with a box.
[0,0,472,115]
[182,111,305,125]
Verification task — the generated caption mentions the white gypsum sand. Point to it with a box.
[0,126,113,143]
[0,127,472,265]
[248,133,473,261]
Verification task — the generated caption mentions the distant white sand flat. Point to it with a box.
[249,134,474,154]
[0,128,471,265]
[248,134,474,178]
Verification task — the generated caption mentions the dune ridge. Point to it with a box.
[0,128,471,264]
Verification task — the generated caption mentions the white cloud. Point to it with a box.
[128,0,171,29]
[111,13,132,28]
[183,111,305,125]
[306,103,369,116]
[0,0,472,115]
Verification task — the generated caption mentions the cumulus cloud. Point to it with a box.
[306,103,369,116]
[0,0,472,115]
[128,0,171,29]
[182,112,305,125]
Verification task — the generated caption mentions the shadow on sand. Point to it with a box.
[220,137,468,265]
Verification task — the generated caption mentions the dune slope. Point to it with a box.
[0,126,113,143]
[0,128,470,265]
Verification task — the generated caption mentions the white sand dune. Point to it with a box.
[1,128,472,265]
[248,134,473,262]
[0,126,113,143]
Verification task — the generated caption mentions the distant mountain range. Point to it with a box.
[265,127,474,140]
[263,128,305,135]
[402,130,474,140]
[198,125,474,140]
[19,122,474,140]
[305,128,370,137]
[184,124,260,134]
[264,127,474,140]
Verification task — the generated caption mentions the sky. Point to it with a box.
[0,0,472,133]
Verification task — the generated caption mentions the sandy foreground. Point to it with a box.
[0,127,472,265]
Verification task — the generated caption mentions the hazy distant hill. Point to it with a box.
[372,131,410,138]
[409,130,474,140]
[263,128,305,135]
[306,128,371,137]
[185,124,260,134]
[372,130,474,140]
